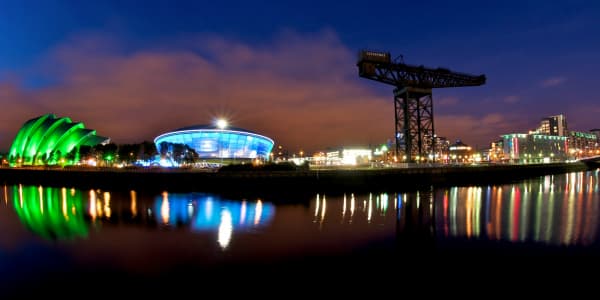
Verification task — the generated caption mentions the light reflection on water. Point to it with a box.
[435,169,600,246]
[12,185,88,241]
[304,169,600,247]
[1,169,599,249]
[154,192,273,230]
[0,169,600,291]
[153,192,274,249]
[6,185,275,248]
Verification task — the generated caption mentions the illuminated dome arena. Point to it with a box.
[154,124,274,160]
[8,114,109,166]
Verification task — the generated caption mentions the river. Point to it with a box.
[1,169,599,294]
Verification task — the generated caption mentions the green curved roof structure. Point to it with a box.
[8,114,109,166]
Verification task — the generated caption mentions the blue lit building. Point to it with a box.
[154,124,274,160]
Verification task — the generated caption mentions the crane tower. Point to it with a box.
[357,50,486,162]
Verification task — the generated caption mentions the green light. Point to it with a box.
[8,114,108,166]
[12,185,88,241]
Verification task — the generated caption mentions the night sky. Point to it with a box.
[1,0,598,153]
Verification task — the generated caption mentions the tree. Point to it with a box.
[50,150,62,165]
[157,142,197,165]
[79,145,92,161]
[184,146,198,164]
[66,147,78,164]
[93,143,118,166]
[117,143,139,164]
[141,141,158,160]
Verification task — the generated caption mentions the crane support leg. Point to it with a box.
[393,87,435,163]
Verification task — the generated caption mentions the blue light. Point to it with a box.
[154,126,274,159]
[153,193,275,230]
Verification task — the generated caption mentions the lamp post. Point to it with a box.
[216,118,228,165]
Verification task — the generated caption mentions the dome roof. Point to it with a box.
[154,123,274,160]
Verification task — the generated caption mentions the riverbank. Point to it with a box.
[0,162,594,198]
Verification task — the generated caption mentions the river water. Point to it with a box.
[1,169,599,293]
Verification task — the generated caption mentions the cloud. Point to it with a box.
[0,30,550,154]
[0,30,392,153]
[503,95,520,104]
[436,113,528,147]
[0,82,38,143]
[562,105,600,132]
[437,97,460,106]
[540,76,566,88]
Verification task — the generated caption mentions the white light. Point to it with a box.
[218,208,233,250]
[341,148,372,165]
[216,119,228,129]
[254,200,263,225]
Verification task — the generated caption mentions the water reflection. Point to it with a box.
[88,189,113,222]
[307,170,600,247]
[435,170,600,246]
[12,185,88,240]
[130,190,137,218]
[7,185,275,247]
[154,193,274,231]
[153,192,274,249]
[314,192,395,226]
[3,169,600,250]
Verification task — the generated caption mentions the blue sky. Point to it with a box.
[0,0,599,152]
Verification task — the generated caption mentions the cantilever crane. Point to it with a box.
[357,50,486,162]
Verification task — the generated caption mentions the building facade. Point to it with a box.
[154,125,274,160]
[448,140,473,163]
[325,148,372,165]
[569,131,598,158]
[487,139,505,162]
[537,114,568,136]
[502,133,568,163]
[590,129,600,141]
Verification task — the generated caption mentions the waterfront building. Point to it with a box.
[8,114,109,166]
[537,114,568,136]
[154,124,274,162]
[448,140,473,163]
[372,143,391,162]
[569,131,598,158]
[325,148,372,165]
[435,136,450,161]
[502,133,567,163]
[488,139,505,162]
[590,129,600,144]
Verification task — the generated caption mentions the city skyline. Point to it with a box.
[1,1,599,153]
